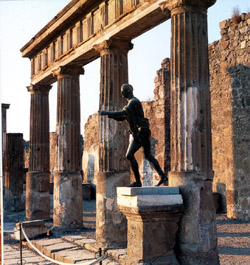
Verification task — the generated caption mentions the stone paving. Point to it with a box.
[3,200,250,265]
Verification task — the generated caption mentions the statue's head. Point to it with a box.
[121,84,133,99]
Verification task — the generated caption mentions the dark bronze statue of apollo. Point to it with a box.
[99,84,168,187]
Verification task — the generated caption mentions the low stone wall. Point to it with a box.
[209,12,250,220]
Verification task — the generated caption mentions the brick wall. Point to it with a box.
[209,12,250,220]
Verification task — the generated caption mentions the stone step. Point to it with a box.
[23,235,119,264]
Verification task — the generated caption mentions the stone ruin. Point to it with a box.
[2,0,249,264]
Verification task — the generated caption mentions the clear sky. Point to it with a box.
[0,0,249,140]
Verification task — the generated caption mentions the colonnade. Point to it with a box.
[26,0,218,263]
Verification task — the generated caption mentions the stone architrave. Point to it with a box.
[53,65,84,230]
[93,38,133,247]
[4,133,24,211]
[160,1,219,264]
[26,84,51,219]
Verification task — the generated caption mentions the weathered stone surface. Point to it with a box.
[96,171,130,247]
[117,186,179,196]
[209,12,250,220]
[94,38,132,173]
[82,114,99,186]
[1,103,10,183]
[167,2,219,264]
[26,84,51,219]
[118,189,183,265]
[4,133,24,212]
[170,172,219,265]
[53,171,83,229]
[14,220,47,240]
[20,0,168,85]
[26,171,50,219]
[52,65,84,230]
[118,194,183,208]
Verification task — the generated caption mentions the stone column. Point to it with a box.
[26,84,51,219]
[4,133,24,211]
[1,103,10,189]
[53,65,84,230]
[93,38,133,247]
[160,1,219,264]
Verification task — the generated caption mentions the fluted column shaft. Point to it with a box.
[170,6,212,177]
[54,66,83,172]
[4,133,24,211]
[161,1,219,264]
[93,39,133,247]
[26,84,51,219]
[95,39,133,173]
[52,65,84,230]
[28,84,51,172]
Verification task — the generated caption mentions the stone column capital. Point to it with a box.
[27,84,52,95]
[160,0,216,15]
[53,65,85,79]
[93,38,133,56]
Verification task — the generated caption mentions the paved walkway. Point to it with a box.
[3,200,250,265]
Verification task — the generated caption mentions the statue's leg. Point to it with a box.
[126,137,142,186]
[143,137,168,186]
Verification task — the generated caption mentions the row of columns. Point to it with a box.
[26,0,218,263]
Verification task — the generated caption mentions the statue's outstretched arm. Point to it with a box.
[99,110,126,121]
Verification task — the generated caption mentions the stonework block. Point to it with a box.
[53,171,83,229]
[117,188,183,265]
[96,171,130,247]
[14,220,47,240]
[117,186,180,196]
[26,171,50,219]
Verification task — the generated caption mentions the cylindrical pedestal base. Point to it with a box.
[53,171,83,230]
[26,171,50,219]
[169,171,219,265]
[96,171,130,247]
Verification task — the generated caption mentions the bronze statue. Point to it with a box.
[100,84,168,187]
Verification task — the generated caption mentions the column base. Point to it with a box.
[26,171,50,219]
[168,171,220,265]
[4,189,24,212]
[53,171,83,230]
[96,171,130,247]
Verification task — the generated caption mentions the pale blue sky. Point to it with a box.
[0,0,249,140]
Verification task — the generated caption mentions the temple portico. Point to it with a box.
[21,0,218,263]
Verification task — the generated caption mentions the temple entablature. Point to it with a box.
[20,0,169,85]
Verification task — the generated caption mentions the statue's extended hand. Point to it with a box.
[99,110,107,115]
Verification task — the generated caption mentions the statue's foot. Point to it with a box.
[156,176,168,186]
[128,181,142,187]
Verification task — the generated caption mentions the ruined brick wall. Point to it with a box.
[209,12,250,220]
[82,59,170,187]
[82,114,99,187]
[50,132,57,182]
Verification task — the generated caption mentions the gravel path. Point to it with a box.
[217,214,250,265]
